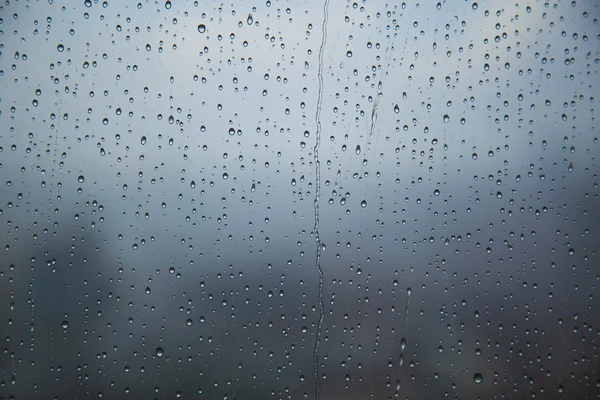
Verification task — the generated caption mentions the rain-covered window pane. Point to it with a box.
[1,0,599,399]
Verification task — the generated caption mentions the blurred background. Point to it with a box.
[1,0,599,399]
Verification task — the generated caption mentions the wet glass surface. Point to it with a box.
[1,1,599,399]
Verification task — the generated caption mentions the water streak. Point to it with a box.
[313,0,330,398]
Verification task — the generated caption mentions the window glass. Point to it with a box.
[1,1,598,399]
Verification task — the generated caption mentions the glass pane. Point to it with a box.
[1,0,598,399]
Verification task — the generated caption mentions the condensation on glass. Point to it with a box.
[1,0,599,399]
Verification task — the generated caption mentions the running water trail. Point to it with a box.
[313,0,329,399]
[403,287,411,335]
[399,287,411,368]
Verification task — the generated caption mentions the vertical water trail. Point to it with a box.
[399,287,411,368]
[313,0,329,399]
[403,287,411,335]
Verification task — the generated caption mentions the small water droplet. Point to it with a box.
[156,347,164,357]
[361,200,367,208]
[198,24,206,33]
[474,373,483,384]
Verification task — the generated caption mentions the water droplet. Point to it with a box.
[164,0,171,9]
[141,136,147,145]
[394,104,400,113]
[198,24,206,33]
[156,347,164,357]
[61,321,69,329]
[77,175,85,183]
[361,200,367,208]
[443,114,450,123]
[474,373,483,384]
